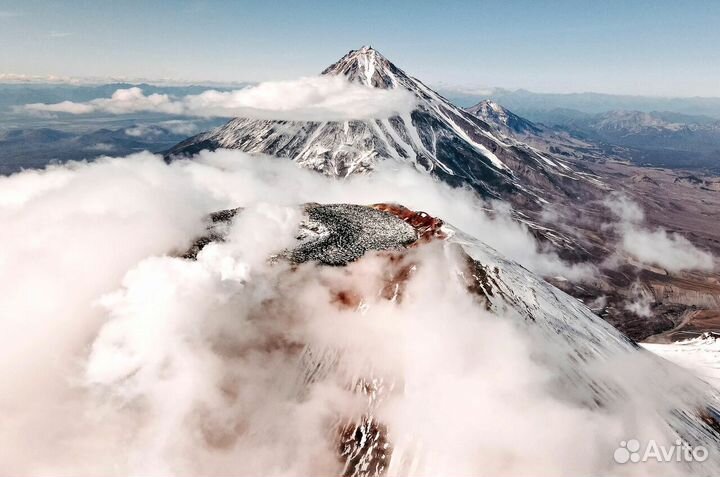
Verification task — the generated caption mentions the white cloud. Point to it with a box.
[604,194,715,272]
[0,150,712,475]
[160,119,202,135]
[124,124,158,138]
[177,150,594,280]
[25,87,180,115]
[21,76,418,121]
[0,73,252,87]
[0,73,86,85]
[624,282,654,317]
[434,83,497,97]
[125,120,201,138]
[48,31,73,38]
[24,99,97,114]
[622,228,714,272]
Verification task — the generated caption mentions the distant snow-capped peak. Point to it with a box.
[466,99,543,136]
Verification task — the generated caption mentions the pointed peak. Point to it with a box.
[349,45,381,57]
[321,46,406,89]
[467,99,513,120]
[469,99,504,112]
[345,45,384,64]
[467,99,543,135]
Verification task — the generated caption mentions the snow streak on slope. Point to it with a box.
[167,47,590,205]
[465,99,578,171]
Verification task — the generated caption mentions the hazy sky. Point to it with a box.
[1,0,719,96]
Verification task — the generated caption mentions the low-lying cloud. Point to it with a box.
[1,150,716,475]
[21,76,418,121]
[604,194,715,272]
[624,282,654,317]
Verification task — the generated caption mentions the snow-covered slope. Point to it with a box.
[643,334,720,390]
[167,47,591,205]
[172,202,720,476]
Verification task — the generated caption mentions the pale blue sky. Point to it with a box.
[1,0,719,96]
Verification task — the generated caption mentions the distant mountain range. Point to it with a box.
[440,87,720,119]
[546,110,720,171]
[3,76,719,173]
[0,119,226,174]
[2,79,719,119]
[464,100,720,172]
[550,109,720,147]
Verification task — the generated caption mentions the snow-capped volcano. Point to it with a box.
[466,99,544,136]
[166,47,587,206]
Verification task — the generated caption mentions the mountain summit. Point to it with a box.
[167,47,590,206]
[321,46,404,88]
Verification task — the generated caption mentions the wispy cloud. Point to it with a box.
[624,282,654,317]
[0,149,715,475]
[0,11,22,18]
[20,77,418,121]
[48,31,73,38]
[124,120,201,138]
[0,72,251,87]
[604,194,715,272]
[0,73,85,84]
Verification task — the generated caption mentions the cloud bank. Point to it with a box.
[0,150,712,475]
[21,76,418,121]
[604,194,715,272]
